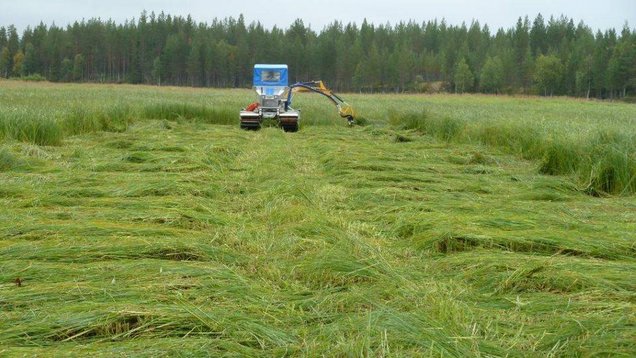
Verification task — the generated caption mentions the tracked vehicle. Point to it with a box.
[240,64,355,132]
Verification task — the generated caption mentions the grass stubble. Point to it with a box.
[0,80,635,356]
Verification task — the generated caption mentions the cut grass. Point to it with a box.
[0,81,635,356]
[0,147,22,171]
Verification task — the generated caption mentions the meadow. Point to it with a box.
[0,80,635,356]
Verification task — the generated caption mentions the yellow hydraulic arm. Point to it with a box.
[286,81,356,125]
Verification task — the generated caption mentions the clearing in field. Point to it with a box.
[0,81,635,356]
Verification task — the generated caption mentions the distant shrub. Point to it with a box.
[412,81,448,94]
[21,74,47,82]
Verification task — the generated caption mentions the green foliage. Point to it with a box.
[60,58,72,82]
[480,56,504,93]
[151,57,162,85]
[20,73,47,82]
[575,56,593,98]
[1,13,634,97]
[453,58,474,93]
[22,42,37,76]
[534,54,564,96]
[607,38,636,97]
[72,54,84,82]
[11,50,24,77]
[0,46,10,78]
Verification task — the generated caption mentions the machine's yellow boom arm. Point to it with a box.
[286,81,356,124]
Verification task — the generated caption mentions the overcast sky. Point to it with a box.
[2,0,635,33]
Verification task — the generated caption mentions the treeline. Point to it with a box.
[1,12,635,97]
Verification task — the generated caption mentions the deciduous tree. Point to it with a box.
[454,58,474,93]
[480,56,504,93]
[534,54,563,96]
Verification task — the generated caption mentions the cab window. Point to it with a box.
[261,70,281,82]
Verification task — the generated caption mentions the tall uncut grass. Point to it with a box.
[0,101,236,146]
[0,111,63,146]
[388,109,636,195]
[63,104,134,135]
[141,102,236,124]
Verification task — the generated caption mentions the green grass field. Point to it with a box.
[1,80,635,356]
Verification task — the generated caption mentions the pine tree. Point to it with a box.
[73,54,85,81]
[395,42,416,92]
[0,27,7,53]
[530,14,547,55]
[0,47,10,78]
[204,43,218,87]
[22,43,37,76]
[606,27,635,98]
[187,37,205,87]
[6,25,19,74]
[60,58,73,82]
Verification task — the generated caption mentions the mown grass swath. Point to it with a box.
[0,146,21,171]
[0,81,635,355]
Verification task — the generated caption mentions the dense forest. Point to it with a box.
[0,12,635,97]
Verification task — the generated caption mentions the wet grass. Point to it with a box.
[0,80,635,356]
